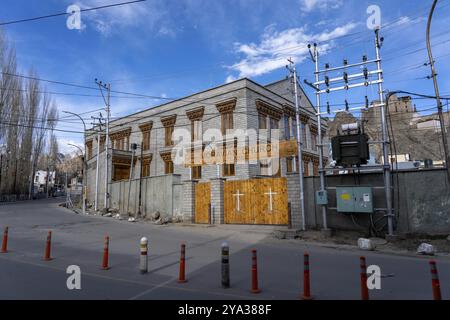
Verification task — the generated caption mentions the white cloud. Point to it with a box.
[300,0,343,12]
[227,22,357,79]
[72,0,175,37]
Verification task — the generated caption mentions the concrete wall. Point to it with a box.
[288,169,450,235]
[109,174,182,218]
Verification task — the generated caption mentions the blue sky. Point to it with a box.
[1,0,450,152]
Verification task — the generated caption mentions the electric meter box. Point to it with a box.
[315,190,328,205]
[336,186,373,214]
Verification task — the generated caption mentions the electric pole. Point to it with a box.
[92,114,104,212]
[95,79,111,212]
[287,58,306,231]
[426,0,450,182]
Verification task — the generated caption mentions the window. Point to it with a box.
[142,163,150,177]
[221,112,233,135]
[192,165,202,179]
[311,134,317,151]
[270,117,279,130]
[259,114,267,129]
[110,128,131,151]
[191,120,202,142]
[286,157,293,173]
[291,118,297,139]
[113,162,130,181]
[161,115,177,147]
[142,131,151,151]
[284,116,290,140]
[186,107,204,143]
[139,123,153,151]
[313,161,319,176]
[141,155,152,178]
[165,126,174,147]
[86,141,93,159]
[223,163,235,177]
[301,123,307,149]
[165,160,174,174]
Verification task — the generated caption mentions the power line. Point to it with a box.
[0,0,147,26]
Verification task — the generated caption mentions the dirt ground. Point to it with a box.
[292,230,450,255]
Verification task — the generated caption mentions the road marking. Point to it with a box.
[0,254,262,300]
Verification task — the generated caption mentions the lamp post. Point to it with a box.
[426,0,450,182]
[63,111,87,214]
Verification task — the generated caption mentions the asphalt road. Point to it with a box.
[0,198,448,300]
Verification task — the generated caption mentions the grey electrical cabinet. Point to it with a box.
[336,186,373,213]
[315,190,328,205]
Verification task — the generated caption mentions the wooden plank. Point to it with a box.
[195,182,211,224]
[224,177,288,225]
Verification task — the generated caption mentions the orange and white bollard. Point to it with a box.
[43,231,52,261]
[140,237,148,274]
[429,260,442,300]
[1,226,8,253]
[250,249,261,294]
[360,256,369,300]
[178,243,187,283]
[101,235,110,270]
[302,252,313,300]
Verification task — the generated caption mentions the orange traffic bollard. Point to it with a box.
[1,226,8,253]
[43,231,53,261]
[178,243,187,283]
[360,256,369,300]
[302,252,313,300]
[429,260,442,300]
[250,249,261,294]
[102,235,110,270]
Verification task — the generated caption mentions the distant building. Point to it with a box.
[34,170,55,192]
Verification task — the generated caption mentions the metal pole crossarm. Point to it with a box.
[315,102,386,116]
[316,59,380,74]
[317,79,383,94]
[313,69,383,86]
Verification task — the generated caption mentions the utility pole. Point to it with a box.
[138,140,144,218]
[304,29,393,237]
[127,143,137,217]
[308,43,330,233]
[427,0,450,182]
[287,58,306,231]
[95,79,111,212]
[374,29,394,237]
[92,114,104,212]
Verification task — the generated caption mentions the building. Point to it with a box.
[85,78,328,225]
[361,94,450,165]
[34,170,55,193]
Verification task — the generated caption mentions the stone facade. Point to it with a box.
[85,78,328,222]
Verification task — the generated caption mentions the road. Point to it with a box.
[0,198,448,300]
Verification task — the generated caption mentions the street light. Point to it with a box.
[63,110,88,215]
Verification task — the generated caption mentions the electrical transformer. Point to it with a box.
[331,133,370,167]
